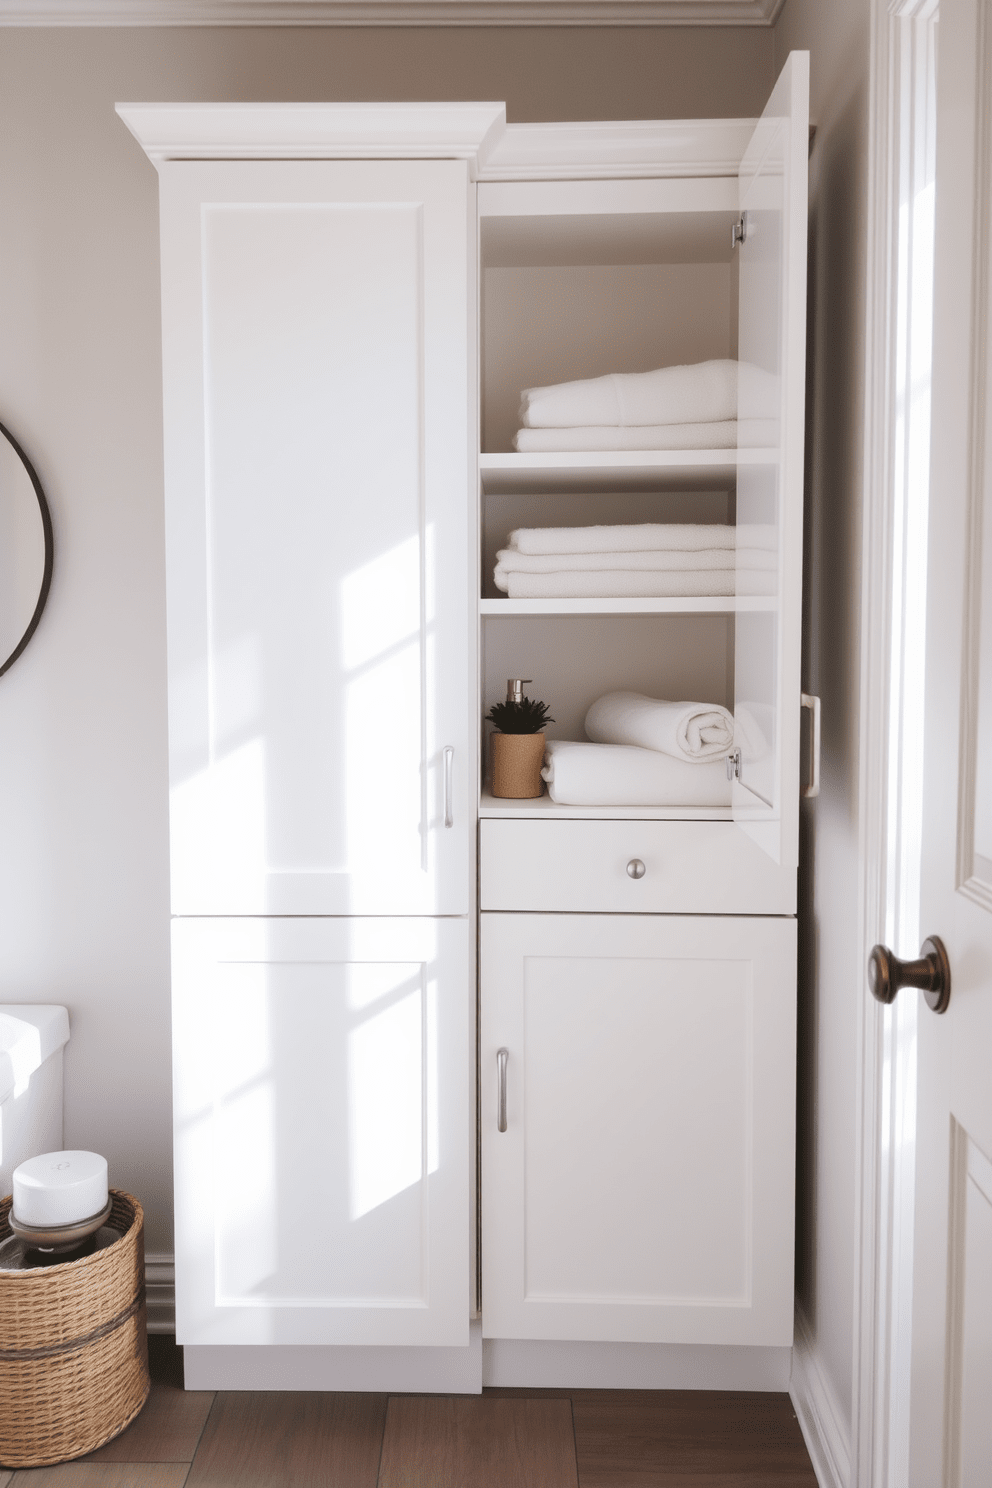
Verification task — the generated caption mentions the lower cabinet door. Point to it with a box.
[481,912,796,1346]
[171,916,471,1346]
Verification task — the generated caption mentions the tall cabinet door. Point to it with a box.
[157,160,475,917]
[481,912,796,1346]
[172,915,470,1346]
[734,51,809,866]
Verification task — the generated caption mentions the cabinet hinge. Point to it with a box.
[732,212,748,249]
[727,748,742,782]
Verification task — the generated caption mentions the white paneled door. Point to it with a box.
[171,915,471,1347]
[157,160,475,918]
[481,912,796,1345]
[907,0,992,1479]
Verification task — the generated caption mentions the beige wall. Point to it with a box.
[0,24,776,1257]
[775,0,871,1451]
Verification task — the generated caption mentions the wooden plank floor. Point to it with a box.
[3,1337,819,1486]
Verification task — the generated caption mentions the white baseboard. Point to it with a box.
[150,1250,790,1396]
[483,1338,792,1390]
[145,1252,176,1335]
[789,1306,851,1488]
[184,1321,484,1392]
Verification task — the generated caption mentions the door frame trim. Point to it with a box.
[856,3,939,1484]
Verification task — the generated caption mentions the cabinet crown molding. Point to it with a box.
[481,118,757,179]
[117,104,757,179]
[116,100,507,167]
[3,0,785,26]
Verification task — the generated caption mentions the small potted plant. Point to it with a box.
[486,680,555,798]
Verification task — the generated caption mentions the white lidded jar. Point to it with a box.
[12,1150,109,1228]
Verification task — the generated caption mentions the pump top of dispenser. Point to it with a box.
[506,678,532,704]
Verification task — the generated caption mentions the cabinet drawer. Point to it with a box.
[480,818,795,916]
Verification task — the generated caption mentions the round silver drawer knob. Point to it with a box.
[626,858,646,879]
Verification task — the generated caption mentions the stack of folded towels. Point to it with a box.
[514,358,739,452]
[494,522,776,599]
[541,692,735,807]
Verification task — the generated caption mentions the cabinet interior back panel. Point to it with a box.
[482,614,734,740]
[483,264,734,453]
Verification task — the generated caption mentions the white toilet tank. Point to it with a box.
[0,1005,70,1201]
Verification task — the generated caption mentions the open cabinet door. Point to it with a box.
[733,52,809,867]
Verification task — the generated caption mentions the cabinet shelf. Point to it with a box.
[479,449,774,496]
[480,595,776,616]
[479,789,732,821]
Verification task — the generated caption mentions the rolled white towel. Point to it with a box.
[508,523,735,556]
[504,569,735,599]
[513,421,738,452]
[585,692,735,763]
[738,361,781,421]
[520,360,739,428]
[494,547,736,591]
[541,740,731,807]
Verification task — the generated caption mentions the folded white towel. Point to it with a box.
[585,692,735,763]
[736,548,778,570]
[541,740,732,807]
[508,523,735,556]
[504,569,735,598]
[514,421,738,452]
[734,568,776,596]
[494,547,736,591]
[737,523,778,553]
[520,360,739,429]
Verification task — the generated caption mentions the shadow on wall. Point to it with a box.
[795,72,868,1332]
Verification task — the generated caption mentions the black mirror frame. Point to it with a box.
[0,419,54,680]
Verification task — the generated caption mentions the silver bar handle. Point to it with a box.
[801,694,821,798]
[497,1047,508,1133]
[443,745,454,828]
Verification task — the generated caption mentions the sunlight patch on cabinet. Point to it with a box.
[207,955,434,1309]
[341,533,430,886]
[170,737,268,909]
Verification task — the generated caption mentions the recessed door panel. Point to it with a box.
[481,912,796,1345]
[172,915,470,1346]
[158,161,474,916]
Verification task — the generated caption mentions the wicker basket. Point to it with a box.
[0,1189,150,1468]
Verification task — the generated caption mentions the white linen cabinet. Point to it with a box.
[117,106,504,1357]
[478,51,808,1350]
[120,51,809,1380]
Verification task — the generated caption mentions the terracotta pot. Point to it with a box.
[490,731,546,798]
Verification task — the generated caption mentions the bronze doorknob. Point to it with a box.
[868,936,951,1014]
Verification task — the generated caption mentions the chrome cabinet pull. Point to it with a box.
[626,859,646,879]
[443,745,454,828]
[801,694,821,798]
[497,1047,508,1133]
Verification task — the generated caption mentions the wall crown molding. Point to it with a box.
[0,0,785,26]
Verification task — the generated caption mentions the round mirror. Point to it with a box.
[0,420,53,678]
